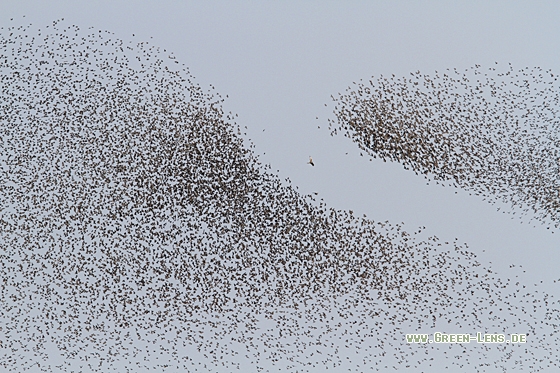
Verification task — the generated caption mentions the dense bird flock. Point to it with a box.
[1,19,560,372]
[329,64,560,229]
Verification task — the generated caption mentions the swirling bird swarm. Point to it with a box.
[1,20,560,372]
[329,64,560,229]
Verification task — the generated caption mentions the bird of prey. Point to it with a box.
[308,156,315,166]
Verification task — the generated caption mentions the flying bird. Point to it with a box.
[308,156,314,166]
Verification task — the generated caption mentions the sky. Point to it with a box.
[2,1,560,372]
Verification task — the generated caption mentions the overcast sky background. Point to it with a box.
[2,1,560,372]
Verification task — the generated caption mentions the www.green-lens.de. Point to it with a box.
[406,332,527,344]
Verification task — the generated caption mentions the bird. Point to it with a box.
[308,156,315,166]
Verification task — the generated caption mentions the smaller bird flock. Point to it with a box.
[1,19,560,373]
[329,64,560,230]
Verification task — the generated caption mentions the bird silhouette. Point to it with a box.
[308,156,315,166]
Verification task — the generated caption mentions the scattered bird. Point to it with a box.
[328,63,560,230]
[1,19,559,373]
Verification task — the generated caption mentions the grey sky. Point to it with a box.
[2,1,560,372]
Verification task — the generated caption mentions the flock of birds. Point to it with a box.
[328,64,560,229]
[1,19,560,372]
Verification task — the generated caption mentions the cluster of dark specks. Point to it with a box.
[1,19,560,372]
[329,64,560,229]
